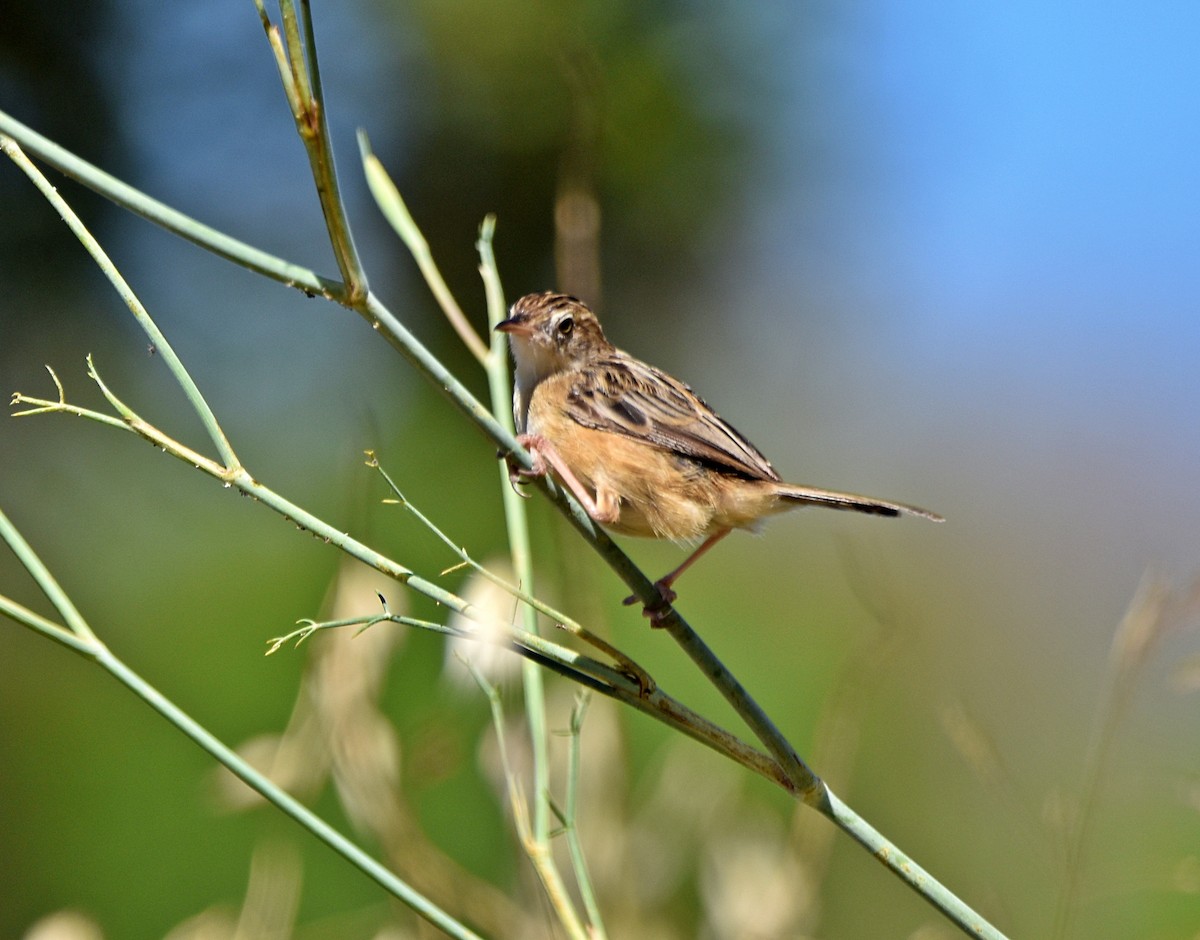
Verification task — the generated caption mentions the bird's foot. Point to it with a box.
[623,580,678,627]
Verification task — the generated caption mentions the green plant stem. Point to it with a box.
[0,507,482,940]
[258,0,368,300]
[468,662,589,940]
[1,136,240,471]
[278,2,314,106]
[658,614,819,797]
[0,506,98,646]
[360,132,490,365]
[97,646,482,940]
[0,593,91,655]
[563,693,607,937]
[478,217,553,840]
[821,788,1001,939]
[268,607,792,789]
[255,0,302,116]
[0,109,334,295]
[370,453,654,691]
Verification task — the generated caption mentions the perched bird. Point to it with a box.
[496,291,941,619]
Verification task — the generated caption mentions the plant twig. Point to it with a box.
[0,507,483,940]
[369,452,654,692]
[2,135,241,471]
[560,692,607,937]
[255,0,368,300]
[466,660,590,940]
[263,603,790,794]
[1052,573,1190,939]
[473,214,558,843]
[0,108,336,296]
[360,132,491,365]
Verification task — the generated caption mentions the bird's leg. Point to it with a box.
[624,528,732,624]
[508,434,619,525]
[504,435,546,494]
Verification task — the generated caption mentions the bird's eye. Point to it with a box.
[556,315,574,337]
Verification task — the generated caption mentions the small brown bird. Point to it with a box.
[496,291,941,619]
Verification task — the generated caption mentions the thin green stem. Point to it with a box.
[821,787,1006,940]
[658,615,819,798]
[297,1,325,108]
[267,604,633,700]
[254,0,303,119]
[0,502,99,646]
[563,693,607,937]
[476,217,553,842]
[355,157,552,838]
[2,136,241,471]
[359,163,555,845]
[360,133,491,365]
[467,661,588,940]
[0,108,335,296]
[0,508,482,939]
[0,506,98,654]
[11,365,127,431]
[278,2,314,109]
[263,0,368,299]
[0,593,92,655]
[371,454,652,689]
[95,645,482,939]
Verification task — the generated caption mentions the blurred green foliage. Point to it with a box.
[378,0,760,303]
[3,1,1199,938]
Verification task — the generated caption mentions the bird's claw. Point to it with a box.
[500,447,541,497]
[623,581,678,627]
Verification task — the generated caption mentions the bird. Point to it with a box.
[495,291,941,621]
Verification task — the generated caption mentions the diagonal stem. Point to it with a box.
[0,108,336,296]
[2,136,241,470]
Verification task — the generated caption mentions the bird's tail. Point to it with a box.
[775,483,943,522]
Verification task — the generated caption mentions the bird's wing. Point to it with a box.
[562,351,782,482]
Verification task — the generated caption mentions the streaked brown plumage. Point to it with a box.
[497,291,941,618]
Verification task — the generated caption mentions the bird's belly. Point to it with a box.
[556,427,726,542]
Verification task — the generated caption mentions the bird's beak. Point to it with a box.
[494,316,532,336]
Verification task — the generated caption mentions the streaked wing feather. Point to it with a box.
[563,352,782,482]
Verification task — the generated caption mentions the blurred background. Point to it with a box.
[2,1,1199,938]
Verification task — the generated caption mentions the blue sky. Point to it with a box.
[733,3,1200,457]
